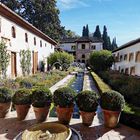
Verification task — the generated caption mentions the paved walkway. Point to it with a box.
[50,74,74,93]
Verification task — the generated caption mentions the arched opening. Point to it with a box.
[25,33,28,42]
[135,51,140,62]
[11,26,16,38]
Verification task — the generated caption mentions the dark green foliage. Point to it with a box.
[111,37,118,50]
[19,79,35,88]
[82,26,86,37]
[32,87,52,107]
[102,26,115,51]
[53,87,76,107]
[82,24,89,37]
[48,52,74,70]
[12,89,32,105]
[100,71,140,107]
[89,50,114,72]
[40,61,45,72]
[76,90,98,112]
[0,42,10,79]
[100,90,125,111]
[0,87,12,103]
[93,25,101,39]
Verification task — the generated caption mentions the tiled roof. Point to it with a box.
[113,38,140,52]
[60,37,103,43]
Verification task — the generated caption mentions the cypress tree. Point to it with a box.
[111,37,118,50]
[82,26,86,37]
[85,24,89,37]
[102,25,108,49]
[93,25,101,39]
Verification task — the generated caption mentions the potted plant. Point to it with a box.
[76,90,98,126]
[12,88,32,120]
[0,87,12,118]
[53,87,76,124]
[100,90,125,128]
[32,87,52,122]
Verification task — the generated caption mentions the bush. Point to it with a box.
[48,52,74,70]
[19,78,35,88]
[12,89,32,105]
[100,90,125,111]
[89,50,114,72]
[76,90,98,112]
[32,87,52,107]
[53,87,76,107]
[0,87,12,103]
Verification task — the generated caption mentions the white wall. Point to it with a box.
[60,43,76,52]
[112,42,140,76]
[0,15,55,77]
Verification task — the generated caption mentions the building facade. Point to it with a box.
[0,3,57,78]
[112,38,140,76]
[59,37,103,63]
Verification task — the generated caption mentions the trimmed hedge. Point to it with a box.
[91,71,140,130]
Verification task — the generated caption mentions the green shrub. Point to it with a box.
[32,87,52,107]
[100,90,125,111]
[0,87,12,103]
[53,87,76,107]
[12,88,32,105]
[76,90,98,112]
[19,78,35,88]
[89,50,114,72]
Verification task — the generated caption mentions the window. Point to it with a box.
[135,51,140,62]
[129,53,134,61]
[82,54,85,58]
[34,37,36,45]
[125,68,129,75]
[81,44,85,49]
[91,45,96,50]
[45,43,47,47]
[40,40,42,47]
[121,69,124,73]
[120,55,123,61]
[71,45,76,50]
[51,45,53,49]
[25,33,28,42]
[130,67,135,75]
[12,26,16,38]
[124,54,127,61]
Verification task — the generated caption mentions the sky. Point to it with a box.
[57,0,140,46]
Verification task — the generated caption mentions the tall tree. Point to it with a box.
[85,24,89,37]
[82,26,86,37]
[93,25,101,39]
[111,37,118,50]
[1,0,20,12]
[102,25,112,50]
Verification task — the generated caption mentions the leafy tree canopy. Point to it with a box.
[89,50,114,72]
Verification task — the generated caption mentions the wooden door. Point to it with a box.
[32,51,38,74]
[11,52,17,77]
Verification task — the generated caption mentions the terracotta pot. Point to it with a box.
[0,102,11,118]
[15,104,30,121]
[102,109,121,128]
[56,106,73,125]
[80,111,96,126]
[33,106,50,122]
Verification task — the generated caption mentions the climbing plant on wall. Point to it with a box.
[20,49,31,76]
[0,41,10,79]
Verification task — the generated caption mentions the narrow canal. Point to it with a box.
[69,72,84,119]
